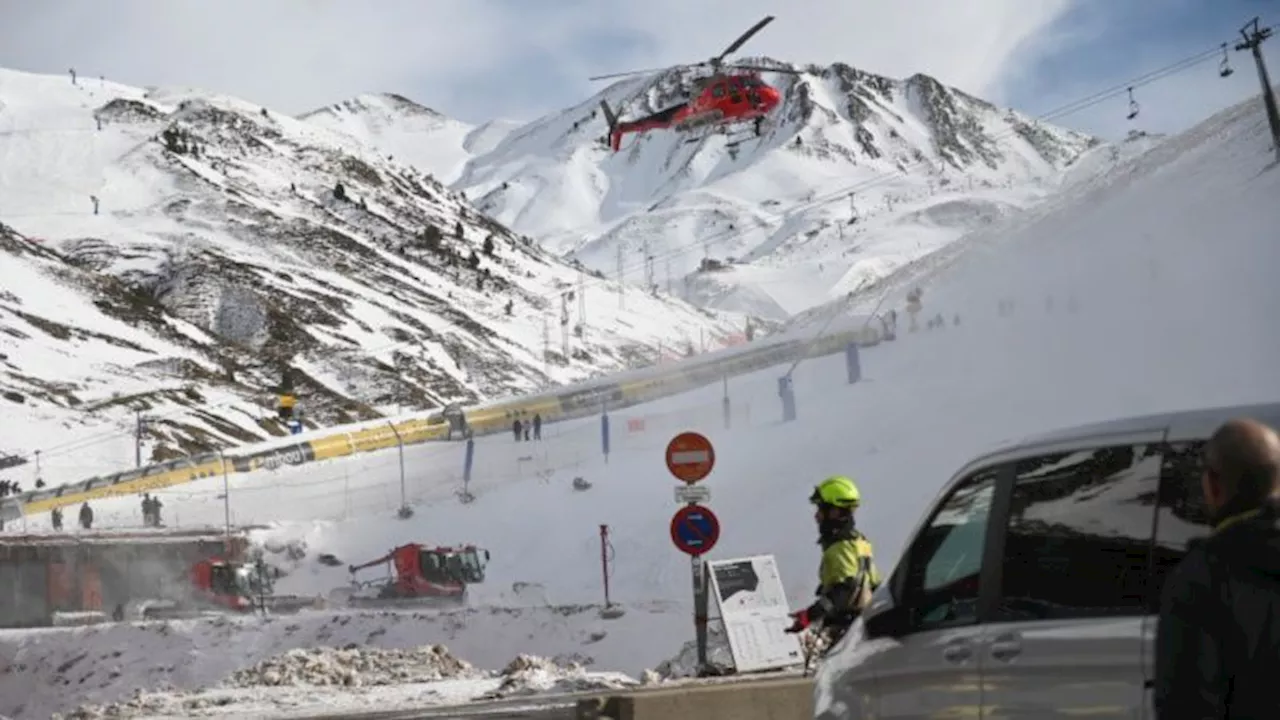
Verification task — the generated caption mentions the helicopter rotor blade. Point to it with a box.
[715,15,775,63]
[588,66,674,82]
[732,64,805,75]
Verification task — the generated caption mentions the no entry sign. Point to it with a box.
[666,431,715,484]
[670,503,720,556]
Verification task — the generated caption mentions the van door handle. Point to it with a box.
[989,632,1022,662]
[942,640,972,663]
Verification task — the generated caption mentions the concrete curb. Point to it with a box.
[576,676,814,720]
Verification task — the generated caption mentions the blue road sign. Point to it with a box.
[670,503,720,556]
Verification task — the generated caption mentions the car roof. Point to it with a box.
[953,400,1280,481]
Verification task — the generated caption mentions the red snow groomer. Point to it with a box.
[141,557,321,620]
[332,543,490,609]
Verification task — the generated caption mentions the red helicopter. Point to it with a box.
[590,15,802,152]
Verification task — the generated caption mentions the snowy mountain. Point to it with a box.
[300,93,518,185]
[0,68,746,483]
[312,61,1108,320]
[7,89,1277,720]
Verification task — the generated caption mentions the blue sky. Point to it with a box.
[1006,0,1278,137]
[0,0,1274,141]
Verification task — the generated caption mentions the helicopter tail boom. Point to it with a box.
[599,100,623,151]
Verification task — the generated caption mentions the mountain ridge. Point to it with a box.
[0,66,746,486]
[305,58,1113,320]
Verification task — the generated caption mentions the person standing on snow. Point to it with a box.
[785,476,880,647]
[1155,418,1280,719]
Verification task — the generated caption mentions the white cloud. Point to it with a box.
[0,0,1075,122]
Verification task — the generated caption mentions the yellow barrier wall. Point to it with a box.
[1,326,878,520]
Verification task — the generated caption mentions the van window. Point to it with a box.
[904,467,1000,632]
[1149,441,1210,611]
[995,444,1161,621]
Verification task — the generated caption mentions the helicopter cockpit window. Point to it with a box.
[727,78,743,102]
[712,84,726,98]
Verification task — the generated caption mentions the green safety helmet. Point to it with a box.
[811,475,861,510]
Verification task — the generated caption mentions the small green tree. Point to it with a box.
[333,182,347,201]
[482,234,496,257]
[454,220,464,238]
[467,249,481,270]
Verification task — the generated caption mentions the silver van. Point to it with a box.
[814,401,1280,719]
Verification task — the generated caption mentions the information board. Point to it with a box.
[706,554,803,673]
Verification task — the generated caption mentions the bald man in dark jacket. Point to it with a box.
[1155,418,1280,719]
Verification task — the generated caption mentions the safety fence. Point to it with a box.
[23,373,769,532]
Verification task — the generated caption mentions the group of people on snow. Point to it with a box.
[141,493,164,527]
[512,413,542,442]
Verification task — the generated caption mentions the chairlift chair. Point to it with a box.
[1219,45,1234,77]
[1125,87,1140,121]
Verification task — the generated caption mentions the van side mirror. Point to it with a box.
[863,603,905,639]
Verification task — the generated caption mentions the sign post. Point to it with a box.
[666,431,718,674]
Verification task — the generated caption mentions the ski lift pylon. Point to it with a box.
[1219,44,1234,77]
[1125,87,1140,121]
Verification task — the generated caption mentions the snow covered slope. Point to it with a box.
[327,62,1108,320]
[0,67,746,487]
[7,90,1276,718]
[300,93,513,186]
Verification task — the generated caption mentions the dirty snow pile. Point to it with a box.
[223,643,475,688]
[651,625,739,679]
[481,653,638,699]
[55,646,636,719]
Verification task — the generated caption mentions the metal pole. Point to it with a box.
[219,450,230,538]
[693,554,709,672]
[134,410,143,468]
[721,376,731,430]
[1235,18,1280,163]
[387,421,407,513]
[600,524,612,607]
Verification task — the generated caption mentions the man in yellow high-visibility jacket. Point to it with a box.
[786,475,881,645]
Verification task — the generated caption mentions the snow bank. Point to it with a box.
[651,624,737,679]
[0,604,683,719]
[54,647,635,719]
[223,644,473,688]
[480,654,637,699]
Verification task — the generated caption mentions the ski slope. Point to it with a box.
[4,93,1279,719]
